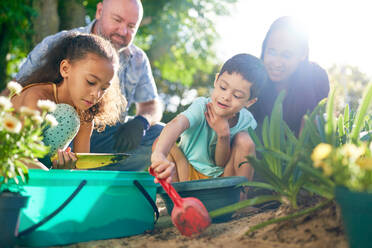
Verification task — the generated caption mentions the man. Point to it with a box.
[16,0,163,170]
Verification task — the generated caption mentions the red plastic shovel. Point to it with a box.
[149,168,211,237]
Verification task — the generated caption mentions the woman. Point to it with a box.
[250,16,330,136]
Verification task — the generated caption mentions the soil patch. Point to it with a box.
[56,200,348,248]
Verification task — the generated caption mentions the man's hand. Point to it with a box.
[205,102,230,137]
[114,116,149,152]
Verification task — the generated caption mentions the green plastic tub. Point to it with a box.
[17,169,157,247]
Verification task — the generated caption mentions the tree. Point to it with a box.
[0,0,35,88]
[0,0,237,92]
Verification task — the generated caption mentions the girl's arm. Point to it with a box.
[73,120,94,153]
[205,103,231,167]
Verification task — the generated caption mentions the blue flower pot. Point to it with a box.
[335,186,372,248]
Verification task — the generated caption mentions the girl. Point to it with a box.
[250,16,330,136]
[12,32,126,169]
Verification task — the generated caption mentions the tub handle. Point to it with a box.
[18,180,87,237]
[133,180,159,224]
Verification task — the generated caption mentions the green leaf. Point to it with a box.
[337,114,344,137]
[325,89,336,145]
[344,104,350,131]
[315,115,326,142]
[303,182,334,199]
[248,127,262,150]
[209,195,281,219]
[238,181,277,191]
[269,91,285,150]
[350,83,372,143]
[297,162,334,188]
[262,117,270,147]
[247,156,285,191]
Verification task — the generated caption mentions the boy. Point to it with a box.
[150,54,267,182]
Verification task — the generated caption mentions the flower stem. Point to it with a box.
[245,200,332,235]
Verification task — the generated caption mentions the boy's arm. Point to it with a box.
[151,114,189,181]
[152,114,189,159]
[205,103,231,167]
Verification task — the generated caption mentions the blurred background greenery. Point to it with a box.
[0,0,370,122]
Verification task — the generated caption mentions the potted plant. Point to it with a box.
[0,81,55,247]
[311,142,372,248]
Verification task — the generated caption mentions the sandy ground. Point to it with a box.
[56,199,348,248]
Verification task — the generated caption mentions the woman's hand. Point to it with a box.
[52,147,77,169]
[150,152,175,183]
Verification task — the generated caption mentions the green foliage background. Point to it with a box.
[0,0,370,119]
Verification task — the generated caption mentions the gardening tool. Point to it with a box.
[149,168,211,237]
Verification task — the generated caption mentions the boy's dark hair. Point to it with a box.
[219,53,268,99]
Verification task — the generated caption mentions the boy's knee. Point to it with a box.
[233,132,255,153]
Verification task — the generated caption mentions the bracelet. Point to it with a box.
[134,115,150,131]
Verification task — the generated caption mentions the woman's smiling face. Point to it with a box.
[263,28,307,83]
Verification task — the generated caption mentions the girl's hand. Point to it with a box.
[150,152,175,184]
[205,102,230,137]
[52,147,77,169]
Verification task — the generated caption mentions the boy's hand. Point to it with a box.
[150,152,175,183]
[205,102,230,137]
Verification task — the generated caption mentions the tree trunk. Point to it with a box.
[32,0,59,46]
[58,0,86,30]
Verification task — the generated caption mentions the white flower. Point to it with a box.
[7,81,23,95]
[20,106,40,117]
[45,114,58,127]
[3,114,22,133]
[37,100,56,113]
[31,115,43,125]
[0,96,12,110]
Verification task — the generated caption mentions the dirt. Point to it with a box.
[58,199,348,248]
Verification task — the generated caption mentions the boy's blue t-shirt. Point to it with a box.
[179,97,257,177]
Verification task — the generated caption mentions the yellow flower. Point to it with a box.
[323,164,333,176]
[3,114,22,133]
[313,160,326,168]
[341,144,365,160]
[356,157,372,170]
[311,143,332,162]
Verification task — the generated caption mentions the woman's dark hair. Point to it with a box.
[218,53,268,99]
[260,16,309,61]
[19,32,125,129]
[251,17,330,137]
